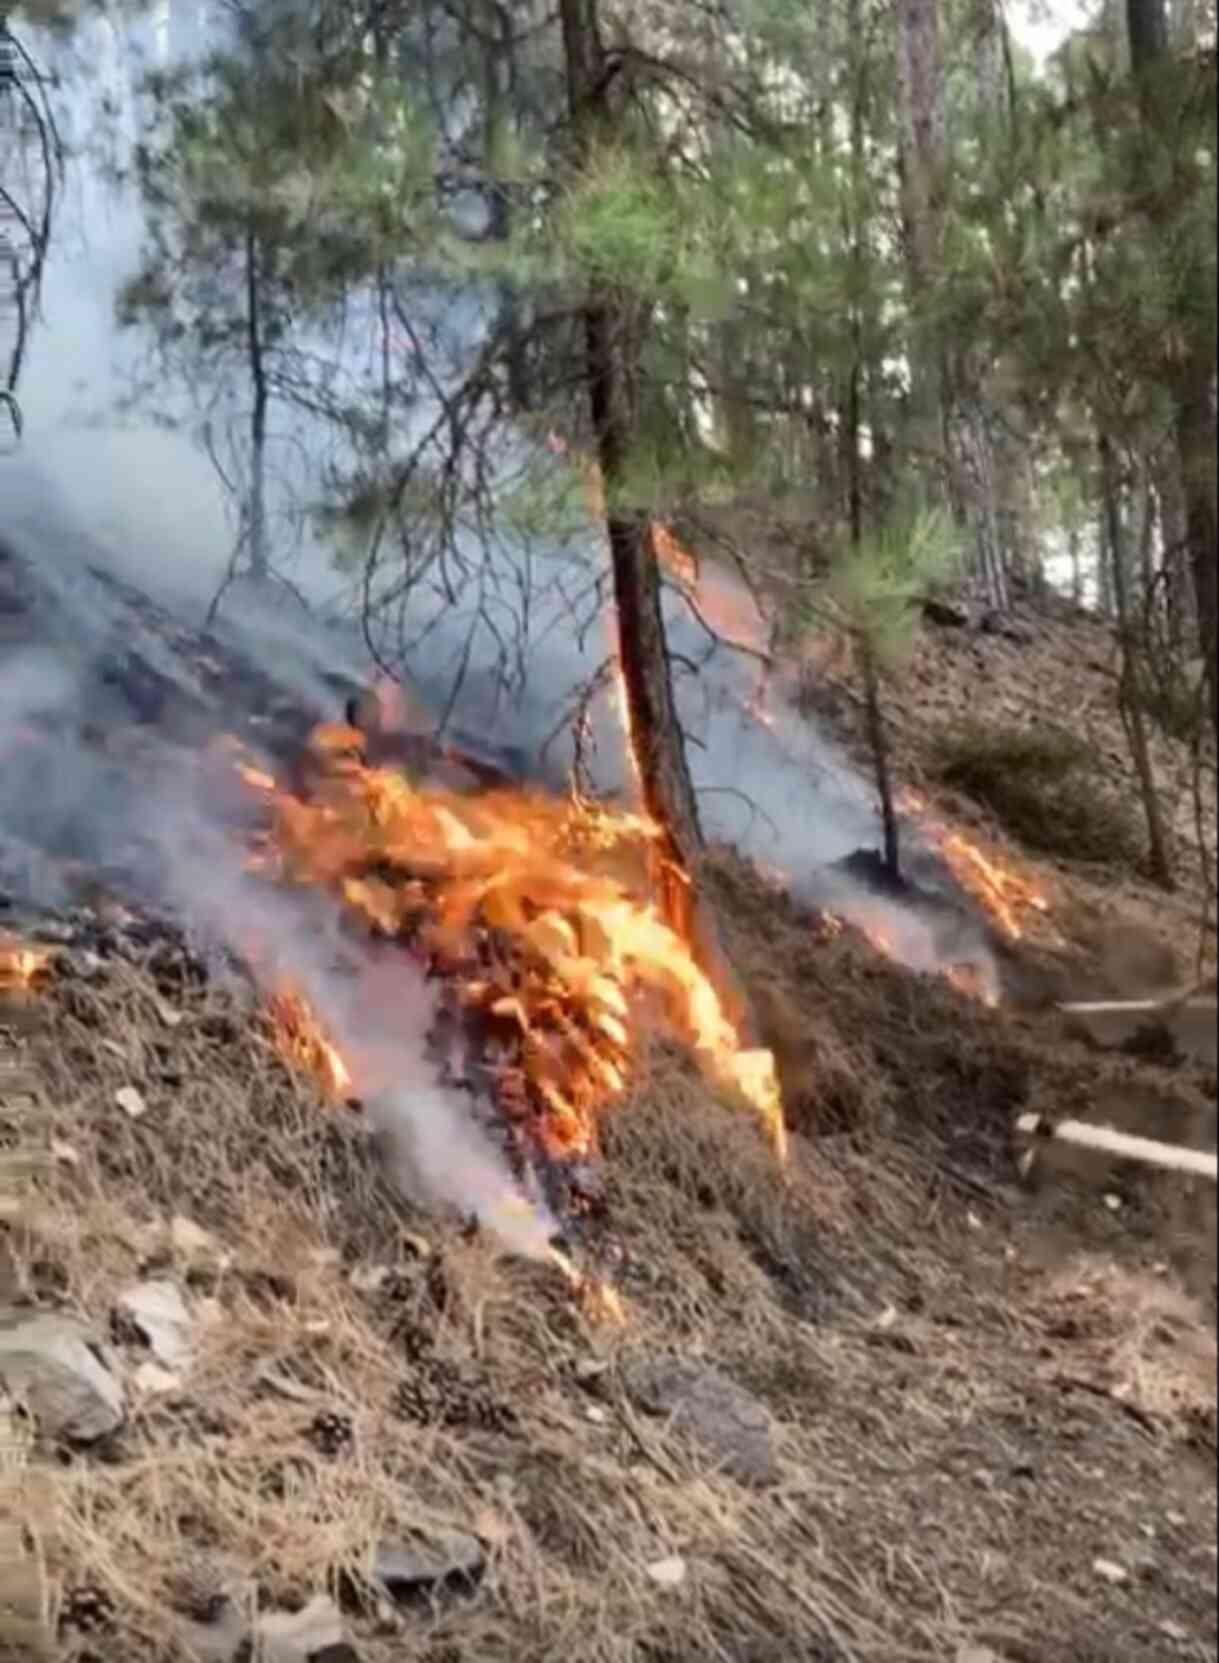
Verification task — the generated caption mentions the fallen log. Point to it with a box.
[1014,1112,1218,1182]
[1057,995,1217,1069]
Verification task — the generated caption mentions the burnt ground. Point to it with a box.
[0,856,1215,1663]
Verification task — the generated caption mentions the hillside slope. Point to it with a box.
[797,583,1216,998]
[1,848,1215,1662]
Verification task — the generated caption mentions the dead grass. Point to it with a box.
[0,908,1216,1663]
[929,720,1145,868]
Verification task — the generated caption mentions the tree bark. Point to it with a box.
[1155,445,1192,646]
[1174,368,1218,742]
[895,0,947,491]
[244,224,269,580]
[557,0,758,1043]
[558,0,702,866]
[845,37,901,881]
[1100,433,1174,887]
[1125,0,1218,742]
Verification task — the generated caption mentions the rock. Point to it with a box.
[623,1357,777,1487]
[1092,1557,1130,1586]
[645,1555,687,1587]
[115,1279,193,1368]
[257,1595,347,1663]
[923,597,972,628]
[137,1280,195,1354]
[1158,1619,1190,1642]
[373,1531,486,1598]
[177,1606,248,1663]
[0,1310,125,1442]
[131,1360,183,1396]
[348,1265,389,1293]
[171,1215,220,1261]
[115,1085,149,1120]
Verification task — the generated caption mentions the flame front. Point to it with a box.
[898,788,1051,943]
[231,729,784,1163]
[267,985,353,1100]
[0,937,53,991]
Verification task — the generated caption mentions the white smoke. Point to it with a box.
[140,778,560,1260]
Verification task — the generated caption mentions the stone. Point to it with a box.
[373,1531,486,1598]
[131,1361,183,1396]
[0,1310,124,1442]
[171,1215,219,1260]
[1092,1558,1130,1586]
[257,1595,347,1663]
[177,1605,248,1663]
[923,597,971,628]
[645,1555,687,1587]
[623,1357,777,1487]
[115,1279,193,1368]
[115,1085,148,1120]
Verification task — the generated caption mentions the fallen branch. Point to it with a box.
[1015,1113,1218,1181]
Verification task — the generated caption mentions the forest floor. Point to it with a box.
[801,580,1216,993]
[1,590,1216,1663]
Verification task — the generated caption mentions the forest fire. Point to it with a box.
[227,722,785,1174]
[898,788,1051,942]
[267,985,353,1101]
[0,936,54,991]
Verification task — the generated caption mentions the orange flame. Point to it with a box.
[0,937,54,991]
[897,788,1051,943]
[229,735,783,1163]
[267,984,353,1100]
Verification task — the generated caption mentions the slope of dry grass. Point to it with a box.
[0,886,1215,1662]
[797,586,1216,989]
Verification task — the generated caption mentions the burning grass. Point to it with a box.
[0,937,54,993]
[1,926,1216,1662]
[225,724,784,1166]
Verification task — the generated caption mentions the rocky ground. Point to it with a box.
[0,849,1215,1663]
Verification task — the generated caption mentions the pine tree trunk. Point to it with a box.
[1100,434,1174,887]
[1069,525,1082,605]
[244,224,269,581]
[557,0,759,1043]
[558,0,702,868]
[1155,445,1192,646]
[1175,368,1218,743]
[895,0,947,493]
[1125,0,1218,743]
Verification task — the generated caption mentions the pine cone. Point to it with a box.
[305,1409,354,1458]
[59,1585,116,1636]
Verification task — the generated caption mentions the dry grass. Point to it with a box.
[0,902,1216,1663]
[803,588,1217,983]
[929,721,1146,868]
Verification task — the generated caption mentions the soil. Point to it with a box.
[0,858,1214,1662]
[0,567,1214,1661]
